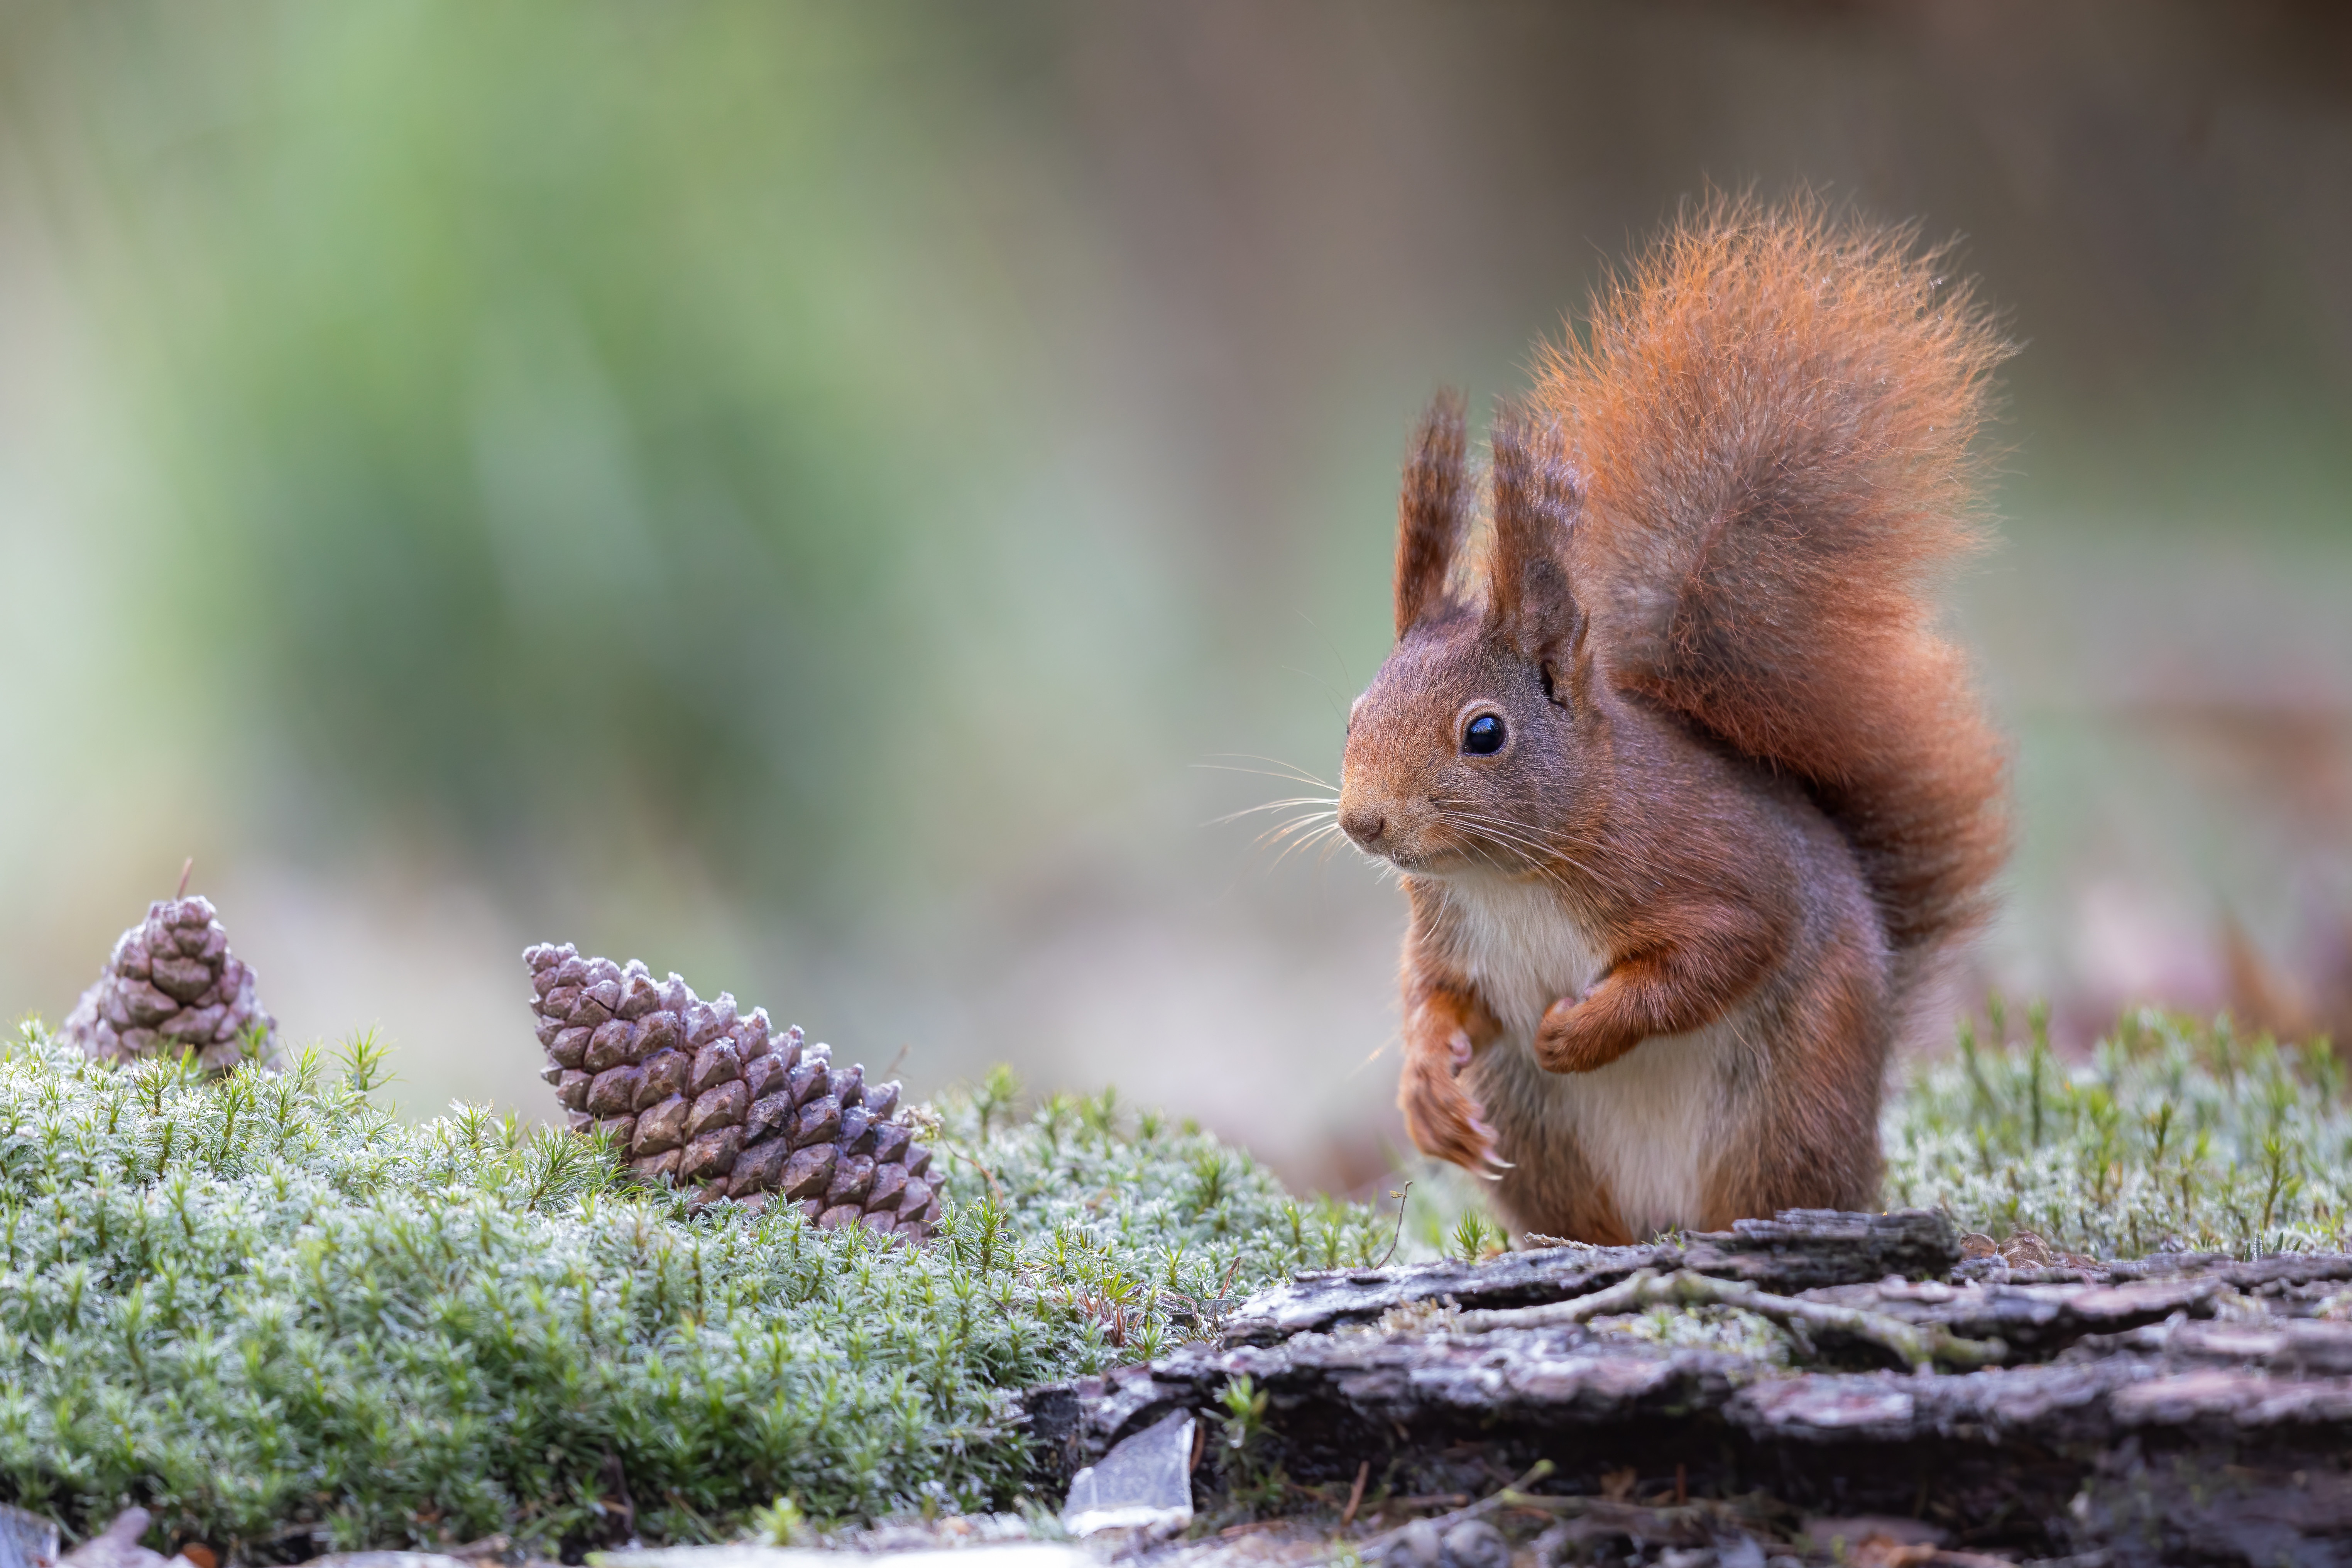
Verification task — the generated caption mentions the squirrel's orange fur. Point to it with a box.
[1337,196,2010,1242]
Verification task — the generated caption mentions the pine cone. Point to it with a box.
[521,942,942,1241]
[63,896,281,1073]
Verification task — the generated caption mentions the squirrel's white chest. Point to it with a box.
[1435,869,1607,1037]
[1431,871,1742,1237]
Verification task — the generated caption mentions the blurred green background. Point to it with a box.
[3,1,2348,1193]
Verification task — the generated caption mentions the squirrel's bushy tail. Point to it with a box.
[1537,193,2010,969]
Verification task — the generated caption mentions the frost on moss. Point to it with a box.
[1885,1005,2352,1259]
[0,1029,1384,1552]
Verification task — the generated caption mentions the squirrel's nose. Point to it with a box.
[1341,807,1387,847]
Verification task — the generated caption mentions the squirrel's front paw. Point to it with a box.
[1533,991,1645,1074]
[1398,1044,1509,1180]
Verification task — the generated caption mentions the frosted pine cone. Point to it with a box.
[63,896,281,1073]
[522,942,942,1240]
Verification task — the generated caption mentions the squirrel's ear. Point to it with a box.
[1394,389,1470,637]
[1486,406,1586,664]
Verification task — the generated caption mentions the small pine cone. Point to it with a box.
[63,896,281,1074]
[522,942,942,1242]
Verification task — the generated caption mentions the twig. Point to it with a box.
[1376,1181,1414,1268]
[939,1142,1006,1205]
[1341,1460,1370,1528]
[1358,1461,1554,1553]
[1450,1268,2006,1370]
[1520,1232,1599,1251]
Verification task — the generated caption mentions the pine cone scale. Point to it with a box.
[729,1137,788,1192]
[771,1143,828,1199]
[160,1005,227,1041]
[586,1021,634,1071]
[639,1050,689,1103]
[150,954,215,1001]
[689,1043,739,1096]
[118,981,179,1027]
[742,1055,784,1101]
[747,1093,790,1142]
[682,1125,740,1180]
[825,1155,874,1206]
[634,1096,688,1152]
[688,1081,747,1138]
[586,1067,639,1116]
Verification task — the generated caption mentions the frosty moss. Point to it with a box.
[1885,1004,2352,1258]
[0,1028,1384,1553]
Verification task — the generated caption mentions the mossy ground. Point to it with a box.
[1885,1002,2352,1257]
[0,1028,1385,1556]
[0,1005,2343,1556]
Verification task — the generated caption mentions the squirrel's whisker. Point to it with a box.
[1196,754,1336,790]
[1439,799,1603,846]
[1441,807,1569,859]
[1463,829,1585,891]
[1442,805,1607,883]
[1211,794,1341,827]
[1269,818,1352,871]
[1314,829,1354,865]
[1256,812,1341,852]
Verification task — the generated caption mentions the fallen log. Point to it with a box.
[1030,1210,2352,1565]
[1216,1208,1963,1346]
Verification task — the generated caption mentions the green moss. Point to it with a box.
[1885,1005,2352,1258]
[0,1026,1384,1552]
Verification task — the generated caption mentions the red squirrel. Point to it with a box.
[1337,196,2010,1243]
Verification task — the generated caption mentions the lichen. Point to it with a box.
[1586,1304,1792,1365]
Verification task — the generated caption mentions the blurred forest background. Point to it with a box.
[2,1,2348,1194]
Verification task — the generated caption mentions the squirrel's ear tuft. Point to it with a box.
[1394,389,1470,637]
[1486,406,1586,662]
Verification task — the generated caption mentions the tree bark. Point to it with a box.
[1029,1212,2352,1565]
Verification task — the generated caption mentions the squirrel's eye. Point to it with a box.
[1462,714,1506,755]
